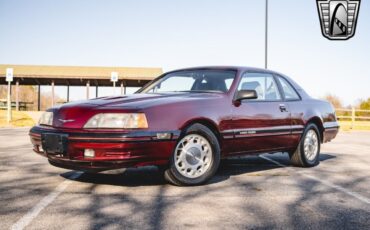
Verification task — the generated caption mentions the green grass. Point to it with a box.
[339,121,370,131]
[0,110,36,127]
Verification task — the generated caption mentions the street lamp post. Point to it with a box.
[265,0,268,69]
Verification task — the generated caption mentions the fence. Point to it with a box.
[0,99,33,111]
[335,108,370,129]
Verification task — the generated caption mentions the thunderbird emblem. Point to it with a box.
[58,119,75,123]
[316,0,361,40]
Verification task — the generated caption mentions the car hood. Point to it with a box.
[51,93,224,128]
[80,93,224,108]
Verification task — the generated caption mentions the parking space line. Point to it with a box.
[259,155,370,205]
[11,172,83,230]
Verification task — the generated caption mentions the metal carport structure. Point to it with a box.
[0,64,162,111]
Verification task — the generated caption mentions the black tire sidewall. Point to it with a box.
[300,123,321,166]
[169,124,221,185]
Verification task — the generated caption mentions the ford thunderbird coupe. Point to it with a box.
[29,67,339,185]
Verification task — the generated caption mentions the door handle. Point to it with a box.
[279,104,288,112]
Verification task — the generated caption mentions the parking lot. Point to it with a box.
[1,128,370,230]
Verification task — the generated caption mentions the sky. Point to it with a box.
[0,0,369,105]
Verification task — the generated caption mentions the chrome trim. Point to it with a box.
[221,125,304,139]
[323,121,340,129]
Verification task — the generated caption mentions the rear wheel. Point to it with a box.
[290,123,321,167]
[164,124,220,186]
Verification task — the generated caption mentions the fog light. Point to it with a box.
[156,132,171,139]
[84,149,95,158]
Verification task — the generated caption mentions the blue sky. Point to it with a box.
[0,0,369,105]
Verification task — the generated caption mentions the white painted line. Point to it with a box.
[11,172,83,230]
[259,155,370,205]
[259,155,286,167]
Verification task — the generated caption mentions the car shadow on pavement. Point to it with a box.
[42,150,370,230]
[62,153,337,187]
[319,153,336,161]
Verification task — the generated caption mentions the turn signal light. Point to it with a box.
[157,133,171,139]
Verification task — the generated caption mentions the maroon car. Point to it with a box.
[29,66,339,185]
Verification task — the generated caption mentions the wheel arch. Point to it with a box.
[306,116,324,143]
[180,118,222,146]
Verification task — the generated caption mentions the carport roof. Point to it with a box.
[0,64,163,86]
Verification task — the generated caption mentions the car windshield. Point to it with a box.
[138,70,237,94]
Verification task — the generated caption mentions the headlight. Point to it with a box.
[84,113,148,129]
[39,112,53,126]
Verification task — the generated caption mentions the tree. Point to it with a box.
[40,91,62,111]
[322,94,343,108]
[359,98,370,110]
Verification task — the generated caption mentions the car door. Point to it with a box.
[229,72,292,154]
[275,74,304,148]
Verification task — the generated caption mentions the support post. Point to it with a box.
[265,0,268,69]
[7,81,12,123]
[120,82,124,95]
[124,86,126,95]
[37,85,41,111]
[96,85,98,98]
[51,80,55,107]
[86,81,90,99]
[16,80,19,111]
[67,85,70,102]
[113,81,116,95]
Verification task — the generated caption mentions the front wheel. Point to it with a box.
[290,123,321,167]
[164,124,220,186]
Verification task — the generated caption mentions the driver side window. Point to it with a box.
[238,73,281,101]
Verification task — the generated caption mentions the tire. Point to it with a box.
[290,123,321,167]
[164,123,221,186]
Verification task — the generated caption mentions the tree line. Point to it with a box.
[322,94,370,110]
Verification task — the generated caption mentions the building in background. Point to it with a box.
[0,64,162,111]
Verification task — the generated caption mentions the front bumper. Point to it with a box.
[29,126,180,172]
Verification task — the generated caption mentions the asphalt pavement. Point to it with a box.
[1,128,370,230]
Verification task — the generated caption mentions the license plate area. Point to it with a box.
[41,133,68,155]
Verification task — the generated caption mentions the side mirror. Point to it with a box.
[235,90,258,102]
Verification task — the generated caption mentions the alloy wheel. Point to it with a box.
[174,134,213,179]
[303,129,319,162]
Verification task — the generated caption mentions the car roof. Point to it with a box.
[166,66,284,75]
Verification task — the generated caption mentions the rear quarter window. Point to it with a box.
[277,76,300,100]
